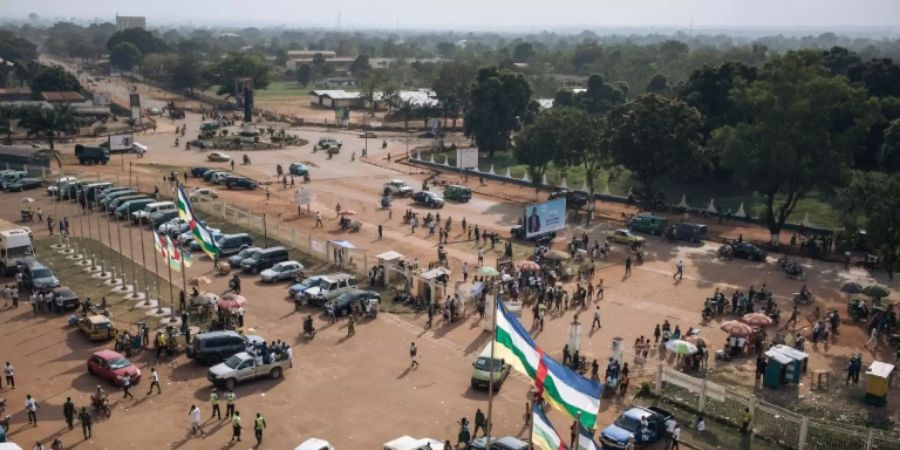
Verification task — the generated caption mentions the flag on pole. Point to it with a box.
[494,300,603,429]
[191,221,220,258]
[532,404,569,450]
[153,230,168,259]
[182,249,193,268]
[176,185,194,224]
[165,235,182,272]
[577,423,601,450]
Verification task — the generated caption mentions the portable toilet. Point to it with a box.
[774,344,809,382]
[864,361,895,406]
[764,347,793,388]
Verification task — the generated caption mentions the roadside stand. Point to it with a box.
[864,361,895,406]
[763,345,808,388]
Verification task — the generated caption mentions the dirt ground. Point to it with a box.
[1,62,897,449]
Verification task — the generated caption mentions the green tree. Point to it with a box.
[551,108,611,208]
[848,58,900,98]
[679,61,757,141]
[512,42,534,62]
[396,99,416,131]
[350,54,371,78]
[106,28,166,55]
[576,74,626,115]
[296,64,312,87]
[607,94,703,205]
[881,119,900,173]
[0,30,37,63]
[109,42,142,71]
[29,65,83,92]
[553,89,574,108]
[838,172,900,279]
[312,52,331,77]
[713,51,879,242]
[19,105,76,150]
[168,56,205,95]
[645,73,670,95]
[431,61,476,129]
[822,46,861,76]
[515,110,562,196]
[0,106,13,144]
[464,67,533,159]
[204,52,271,98]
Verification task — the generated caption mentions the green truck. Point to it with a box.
[627,214,668,235]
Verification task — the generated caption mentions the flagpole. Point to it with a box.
[167,251,176,323]
[116,210,125,286]
[487,291,499,445]
[571,412,581,449]
[106,210,114,278]
[139,215,149,303]
[154,234,162,314]
[178,181,188,315]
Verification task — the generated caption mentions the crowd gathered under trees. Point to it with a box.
[0,22,898,277]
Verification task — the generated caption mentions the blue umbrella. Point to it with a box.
[841,282,863,294]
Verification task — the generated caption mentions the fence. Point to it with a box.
[653,366,900,450]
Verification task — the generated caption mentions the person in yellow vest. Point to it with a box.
[225,390,236,418]
[209,388,221,420]
[230,411,242,442]
[156,333,167,358]
[254,413,266,445]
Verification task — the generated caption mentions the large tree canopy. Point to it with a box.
[607,93,703,205]
[839,172,900,279]
[204,52,271,98]
[109,42,142,71]
[576,74,626,115]
[0,30,37,63]
[29,64,82,93]
[106,28,167,56]
[168,56,205,95]
[464,67,532,158]
[713,50,880,241]
[679,61,758,140]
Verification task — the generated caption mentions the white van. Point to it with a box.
[131,201,176,223]
[382,436,443,450]
[132,142,148,155]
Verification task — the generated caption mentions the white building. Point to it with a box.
[115,15,146,31]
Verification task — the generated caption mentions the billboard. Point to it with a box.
[108,134,134,153]
[523,197,566,238]
[456,147,479,170]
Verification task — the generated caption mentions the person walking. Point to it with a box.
[25,394,39,426]
[78,407,92,439]
[377,224,383,239]
[592,306,602,329]
[410,342,419,368]
[671,424,681,449]
[474,408,487,437]
[210,388,221,420]
[625,255,632,277]
[786,306,799,327]
[5,361,14,388]
[347,315,356,336]
[63,397,75,430]
[462,262,469,282]
[673,260,684,281]
[121,374,134,399]
[188,405,204,437]
[315,211,323,228]
[230,411,242,442]
[147,368,161,395]
[225,390,237,418]
[254,413,266,445]
[866,326,879,347]
[664,416,676,448]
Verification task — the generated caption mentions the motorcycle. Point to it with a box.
[228,276,241,294]
[718,245,733,259]
[793,291,814,306]
[91,395,111,418]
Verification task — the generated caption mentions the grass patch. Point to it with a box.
[256,81,312,99]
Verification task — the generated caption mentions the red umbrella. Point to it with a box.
[720,320,754,337]
[516,260,541,272]
[217,293,247,310]
[742,312,774,327]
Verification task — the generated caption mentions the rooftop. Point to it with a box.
[40,91,85,103]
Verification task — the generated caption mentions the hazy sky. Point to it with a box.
[7,0,900,30]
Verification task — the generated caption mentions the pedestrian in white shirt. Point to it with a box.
[672,424,681,449]
[189,405,204,437]
[25,394,39,426]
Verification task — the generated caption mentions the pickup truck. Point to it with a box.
[207,351,291,390]
[599,406,673,449]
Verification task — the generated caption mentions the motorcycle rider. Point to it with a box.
[799,284,811,301]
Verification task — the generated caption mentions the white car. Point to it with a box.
[47,176,77,195]
[260,261,304,283]
[189,187,219,201]
[158,218,188,235]
[294,438,334,450]
[207,151,231,162]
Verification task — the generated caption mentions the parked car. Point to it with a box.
[383,436,443,450]
[240,246,290,274]
[187,330,264,365]
[665,223,707,244]
[298,273,359,306]
[289,163,310,176]
[600,406,673,449]
[225,176,259,190]
[288,275,325,300]
[358,131,377,138]
[467,436,529,450]
[199,121,221,132]
[5,178,42,192]
[207,351,291,390]
[383,180,413,197]
[549,189,591,210]
[294,438,334,450]
[47,176,77,196]
[607,229,645,245]
[149,210,179,228]
[729,242,768,261]
[202,170,228,182]
[207,151,231,162]
[190,167,212,177]
[77,314,117,341]
[23,262,59,290]
[412,191,444,208]
[87,350,141,387]
[52,286,80,310]
[210,172,233,184]
[628,214,669,236]
[158,217,187,235]
[260,260,304,282]
[316,137,342,150]
[215,233,253,256]
[443,184,472,202]
[227,246,261,267]
[189,187,218,201]
[324,288,380,316]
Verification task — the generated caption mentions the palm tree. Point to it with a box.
[19,104,76,150]
[35,147,63,169]
[397,99,415,131]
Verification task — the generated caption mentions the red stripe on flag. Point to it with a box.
[534,348,548,397]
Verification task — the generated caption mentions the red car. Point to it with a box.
[87,350,141,387]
